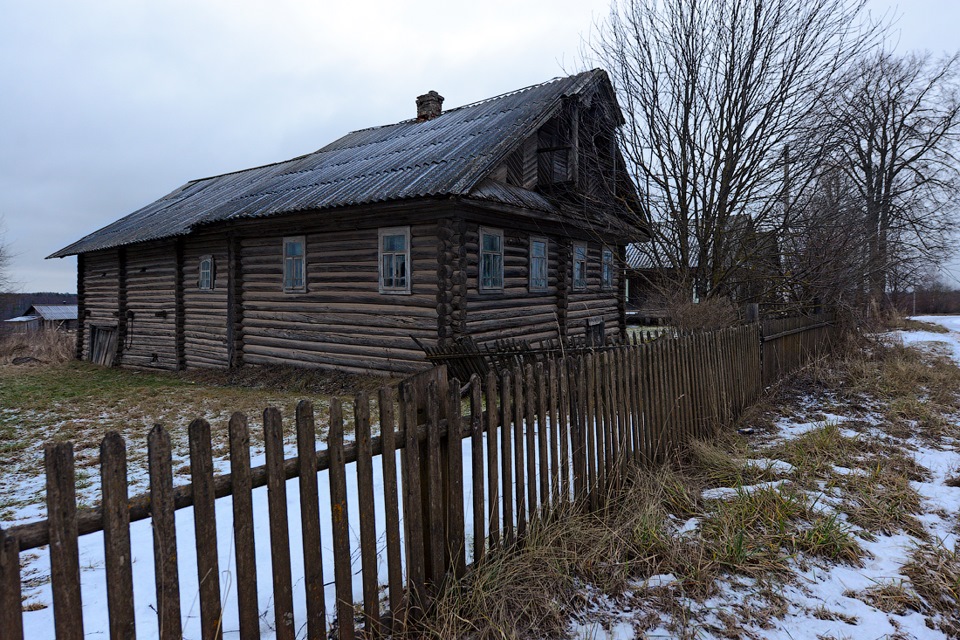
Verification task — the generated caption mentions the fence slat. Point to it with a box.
[536,362,550,512]
[499,372,514,547]
[524,364,538,524]
[485,372,501,550]
[446,379,466,577]
[548,360,560,510]
[0,529,24,640]
[512,369,527,539]
[378,386,403,633]
[470,376,485,564]
[228,412,261,640]
[264,408,296,640]
[295,401,326,640]
[558,358,571,503]
[400,387,426,619]
[100,432,135,640]
[426,382,446,587]
[188,418,223,640]
[585,354,599,510]
[46,442,83,640]
[328,399,356,640]
[148,426,181,640]
[355,392,381,636]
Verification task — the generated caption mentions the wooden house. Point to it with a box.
[49,70,647,375]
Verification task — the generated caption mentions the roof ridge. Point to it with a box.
[183,71,598,185]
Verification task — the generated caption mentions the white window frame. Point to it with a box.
[479,227,504,292]
[573,242,588,290]
[198,255,214,291]
[282,236,306,293]
[378,226,412,294]
[601,247,615,290]
[529,236,548,292]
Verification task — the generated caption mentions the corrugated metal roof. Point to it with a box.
[27,305,78,321]
[50,70,609,258]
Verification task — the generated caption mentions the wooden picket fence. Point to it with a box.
[761,313,837,385]
[0,319,834,639]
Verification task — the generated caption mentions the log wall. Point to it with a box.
[240,223,439,375]
[566,243,621,340]
[122,242,177,370]
[183,233,230,368]
[80,249,120,360]
[464,224,563,344]
[463,224,621,344]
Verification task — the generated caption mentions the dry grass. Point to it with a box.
[902,540,960,637]
[843,581,923,616]
[0,330,74,363]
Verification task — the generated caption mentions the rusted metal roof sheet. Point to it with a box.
[50,70,607,258]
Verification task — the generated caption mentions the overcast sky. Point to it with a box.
[1,0,957,294]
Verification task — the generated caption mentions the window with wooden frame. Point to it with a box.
[601,247,615,290]
[479,227,504,291]
[379,226,411,294]
[529,236,548,292]
[573,242,588,290]
[282,236,306,292]
[198,255,214,291]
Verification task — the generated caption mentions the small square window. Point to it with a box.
[480,228,504,291]
[198,255,214,291]
[602,248,615,290]
[283,236,306,292]
[379,227,411,294]
[529,237,548,292]
[573,242,588,290]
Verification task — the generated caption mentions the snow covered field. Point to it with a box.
[573,317,960,639]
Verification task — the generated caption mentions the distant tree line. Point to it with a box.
[585,0,960,319]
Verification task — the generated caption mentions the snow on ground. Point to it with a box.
[571,315,960,639]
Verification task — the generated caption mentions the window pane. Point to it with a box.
[532,240,546,258]
[382,254,394,288]
[481,253,503,289]
[285,240,303,257]
[482,233,501,253]
[383,234,405,252]
[575,245,587,261]
[394,254,407,287]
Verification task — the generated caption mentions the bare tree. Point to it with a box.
[586,0,877,301]
[829,51,960,312]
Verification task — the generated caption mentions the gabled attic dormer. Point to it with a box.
[485,75,634,209]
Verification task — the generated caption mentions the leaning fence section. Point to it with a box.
[0,320,832,639]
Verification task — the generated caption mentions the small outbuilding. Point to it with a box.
[3,305,79,333]
[49,70,648,374]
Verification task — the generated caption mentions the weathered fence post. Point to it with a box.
[188,418,223,640]
[228,412,261,640]
[263,409,295,640]
[100,432,135,640]
[46,441,84,640]
[0,529,24,640]
[148,425,181,640]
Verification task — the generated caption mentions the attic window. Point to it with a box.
[283,236,306,292]
[198,255,214,291]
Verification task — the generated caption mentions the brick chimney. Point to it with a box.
[416,91,444,121]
